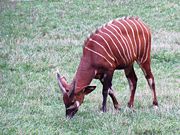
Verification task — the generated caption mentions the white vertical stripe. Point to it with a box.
[109,24,132,62]
[138,20,150,63]
[129,19,141,60]
[115,20,136,58]
[99,30,125,65]
[103,27,127,65]
[85,46,114,67]
[133,19,146,63]
[83,17,150,67]
[89,38,115,61]
[111,23,133,61]
[123,20,137,56]
[105,26,129,64]
[95,33,117,62]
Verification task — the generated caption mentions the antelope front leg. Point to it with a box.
[108,88,120,110]
[101,72,114,112]
[101,88,108,112]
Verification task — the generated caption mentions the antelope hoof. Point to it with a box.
[127,102,134,108]
[127,102,136,112]
[114,104,121,110]
[100,106,107,112]
[124,106,136,112]
[153,101,158,106]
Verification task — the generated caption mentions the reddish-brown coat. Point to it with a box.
[57,17,158,118]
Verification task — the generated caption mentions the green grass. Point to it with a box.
[0,0,180,134]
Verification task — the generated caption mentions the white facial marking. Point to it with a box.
[76,101,80,108]
[67,105,75,110]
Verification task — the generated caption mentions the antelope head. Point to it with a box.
[57,72,96,118]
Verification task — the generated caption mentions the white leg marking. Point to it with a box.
[128,79,134,91]
[108,88,113,94]
[141,67,147,76]
[148,78,156,104]
[101,74,107,83]
[148,78,153,86]
[153,105,159,110]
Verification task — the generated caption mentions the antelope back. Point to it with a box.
[84,17,151,68]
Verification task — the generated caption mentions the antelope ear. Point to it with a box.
[84,86,96,95]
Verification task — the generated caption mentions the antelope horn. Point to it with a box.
[68,80,76,98]
[57,70,67,95]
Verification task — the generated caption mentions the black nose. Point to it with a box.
[66,114,73,119]
[66,113,75,119]
[66,109,78,119]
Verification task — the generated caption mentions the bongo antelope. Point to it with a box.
[57,17,158,118]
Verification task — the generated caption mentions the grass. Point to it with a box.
[0,0,180,134]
